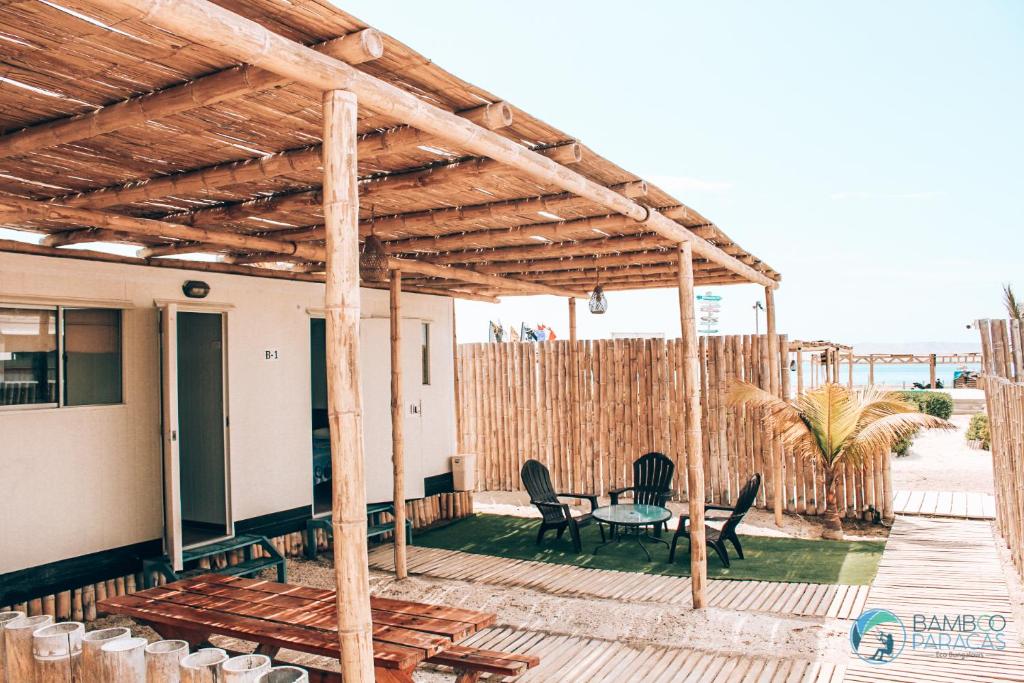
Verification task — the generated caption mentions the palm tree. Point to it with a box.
[727,382,953,539]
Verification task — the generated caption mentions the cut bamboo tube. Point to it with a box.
[179,649,227,683]
[145,639,189,682]
[223,654,271,681]
[390,270,408,580]
[4,614,52,682]
[677,243,707,608]
[322,89,375,682]
[83,627,131,680]
[101,637,147,683]
[568,298,577,344]
[0,611,26,683]
[84,0,776,288]
[32,621,84,683]
[256,667,309,682]
[764,287,783,526]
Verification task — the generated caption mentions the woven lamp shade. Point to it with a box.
[359,235,390,282]
[589,284,608,314]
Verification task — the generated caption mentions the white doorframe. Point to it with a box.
[158,303,233,566]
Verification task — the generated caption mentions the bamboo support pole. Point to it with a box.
[848,351,854,389]
[568,298,577,344]
[796,347,804,394]
[83,0,776,288]
[929,353,937,388]
[764,287,783,526]
[869,357,875,385]
[390,270,408,579]
[4,614,52,682]
[322,89,375,682]
[677,243,707,608]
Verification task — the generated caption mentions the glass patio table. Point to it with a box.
[592,503,672,561]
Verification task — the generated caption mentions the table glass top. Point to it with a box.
[593,503,671,525]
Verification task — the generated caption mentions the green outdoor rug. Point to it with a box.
[414,513,885,585]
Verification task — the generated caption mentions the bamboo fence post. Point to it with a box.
[32,621,83,683]
[678,244,707,608]
[568,298,577,344]
[322,89,375,680]
[0,611,25,683]
[83,626,131,680]
[390,269,408,579]
[929,353,937,388]
[5,614,52,682]
[145,639,189,682]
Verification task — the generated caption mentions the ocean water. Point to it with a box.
[791,362,981,389]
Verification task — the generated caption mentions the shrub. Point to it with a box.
[966,413,990,450]
[892,432,916,457]
[897,391,953,420]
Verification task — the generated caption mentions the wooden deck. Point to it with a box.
[367,545,870,619]
[891,490,995,519]
[458,626,844,682]
[844,516,1024,682]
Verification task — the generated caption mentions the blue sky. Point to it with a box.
[340,1,1023,345]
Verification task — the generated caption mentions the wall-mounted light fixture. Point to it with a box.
[182,280,211,299]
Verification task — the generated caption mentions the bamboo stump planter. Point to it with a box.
[4,614,52,682]
[82,626,131,679]
[100,637,147,682]
[32,621,84,683]
[0,611,26,683]
[256,667,309,682]
[145,639,189,682]
[179,649,228,682]
[223,654,271,681]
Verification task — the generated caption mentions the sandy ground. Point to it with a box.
[891,414,993,493]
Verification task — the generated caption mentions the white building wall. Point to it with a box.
[0,252,457,574]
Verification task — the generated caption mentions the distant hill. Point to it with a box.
[852,341,981,355]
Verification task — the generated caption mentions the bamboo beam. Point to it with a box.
[0,29,384,160]
[322,89,374,680]
[677,243,707,608]
[426,234,670,265]
[41,228,145,247]
[83,0,777,288]
[568,297,577,344]
[764,286,783,527]
[158,143,581,229]
[386,257,586,298]
[62,108,516,210]
[138,242,217,258]
[0,196,325,261]
[390,270,408,580]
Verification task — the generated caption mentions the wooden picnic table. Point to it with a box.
[98,573,533,682]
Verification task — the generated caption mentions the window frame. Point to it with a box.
[421,321,431,386]
[0,301,125,411]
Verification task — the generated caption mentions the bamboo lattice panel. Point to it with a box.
[457,336,891,518]
[367,545,871,620]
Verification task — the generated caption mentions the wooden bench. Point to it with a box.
[98,574,537,682]
[306,502,413,559]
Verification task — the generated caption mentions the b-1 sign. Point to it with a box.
[264,350,280,361]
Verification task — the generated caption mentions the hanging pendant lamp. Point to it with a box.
[589,283,608,314]
[360,234,390,282]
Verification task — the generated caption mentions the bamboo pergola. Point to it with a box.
[853,352,982,388]
[789,340,853,391]
[0,0,781,678]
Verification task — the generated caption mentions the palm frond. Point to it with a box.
[1004,283,1023,322]
[726,381,819,460]
[853,386,918,425]
[795,384,862,461]
[844,412,955,463]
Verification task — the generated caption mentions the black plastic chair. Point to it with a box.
[521,459,603,553]
[669,473,762,567]
[609,452,675,535]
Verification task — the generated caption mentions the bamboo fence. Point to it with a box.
[457,337,891,519]
[976,318,1024,579]
[1,491,472,620]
